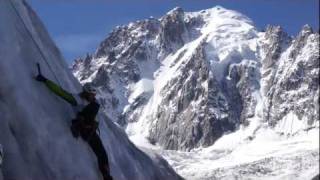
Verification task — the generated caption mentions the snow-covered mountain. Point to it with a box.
[0,0,183,179]
[73,6,319,179]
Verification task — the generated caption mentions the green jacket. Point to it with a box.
[43,79,78,106]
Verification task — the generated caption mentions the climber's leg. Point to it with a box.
[70,119,81,138]
[87,133,113,180]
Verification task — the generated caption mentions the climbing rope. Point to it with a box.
[7,0,62,86]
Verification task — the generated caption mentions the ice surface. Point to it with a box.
[0,0,181,179]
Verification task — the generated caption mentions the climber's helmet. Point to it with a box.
[82,83,97,94]
[80,83,97,101]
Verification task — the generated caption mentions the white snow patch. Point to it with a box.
[129,134,160,150]
[275,111,310,135]
[128,78,154,103]
[159,123,319,180]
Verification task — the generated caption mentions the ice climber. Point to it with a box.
[35,64,113,180]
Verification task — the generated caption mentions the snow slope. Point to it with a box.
[0,0,182,179]
[159,120,319,179]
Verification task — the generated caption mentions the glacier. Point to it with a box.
[0,0,182,179]
[73,5,319,180]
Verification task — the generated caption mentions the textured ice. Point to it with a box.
[0,0,181,180]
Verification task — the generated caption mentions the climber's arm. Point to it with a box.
[43,79,78,106]
[35,74,77,106]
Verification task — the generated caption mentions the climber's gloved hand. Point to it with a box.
[35,74,47,82]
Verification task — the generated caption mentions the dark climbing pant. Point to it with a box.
[71,120,113,180]
[86,133,113,180]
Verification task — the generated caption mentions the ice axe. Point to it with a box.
[36,63,42,76]
[35,63,47,82]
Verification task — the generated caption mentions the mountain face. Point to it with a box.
[73,6,319,153]
[261,25,319,127]
[0,0,182,179]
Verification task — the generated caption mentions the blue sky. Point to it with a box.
[27,0,319,64]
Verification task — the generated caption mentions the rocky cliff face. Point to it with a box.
[261,25,319,128]
[73,7,202,126]
[73,6,319,151]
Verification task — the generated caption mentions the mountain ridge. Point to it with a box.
[72,5,319,179]
[73,5,319,150]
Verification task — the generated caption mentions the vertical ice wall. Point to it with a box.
[0,0,181,179]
